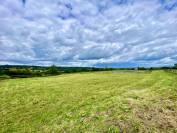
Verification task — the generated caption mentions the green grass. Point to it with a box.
[0,70,177,133]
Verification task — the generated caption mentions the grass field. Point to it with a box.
[0,70,177,133]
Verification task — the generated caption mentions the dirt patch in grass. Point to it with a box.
[133,99,177,133]
[103,99,177,133]
[94,104,140,132]
[105,119,140,133]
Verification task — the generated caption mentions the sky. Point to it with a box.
[0,0,177,68]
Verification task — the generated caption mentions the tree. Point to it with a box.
[174,63,177,68]
[47,65,59,75]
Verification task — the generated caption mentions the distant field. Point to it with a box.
[0,70,177,133]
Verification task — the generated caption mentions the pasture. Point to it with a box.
[0,70,177,132]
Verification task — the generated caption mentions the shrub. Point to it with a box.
[46,65,59,75]
[0,74,10,79]
[174,63,177,69]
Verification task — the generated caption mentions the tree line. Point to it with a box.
[0,63,176,79]
[0,65,114,79]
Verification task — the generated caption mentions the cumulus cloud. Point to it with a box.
[0,0,177,67]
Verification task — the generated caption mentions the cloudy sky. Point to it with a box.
[0,0,177,67]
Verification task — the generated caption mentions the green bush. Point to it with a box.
[0,75,10,79]
[174,63,177,69]
[46,65,59,75]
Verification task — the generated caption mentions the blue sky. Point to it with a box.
[0,0,177,67]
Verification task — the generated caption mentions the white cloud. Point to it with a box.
[0,0,177,67]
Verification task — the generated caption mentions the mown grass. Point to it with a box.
[0,70,177,133]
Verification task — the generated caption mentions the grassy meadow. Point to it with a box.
[0,70,177,133]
